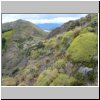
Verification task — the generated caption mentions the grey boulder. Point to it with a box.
[78,66,93,76]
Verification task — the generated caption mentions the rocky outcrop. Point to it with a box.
[78,67,93,76]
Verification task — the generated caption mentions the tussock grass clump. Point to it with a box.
[35,69,58,86]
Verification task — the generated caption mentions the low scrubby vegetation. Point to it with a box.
[2,14,98,86]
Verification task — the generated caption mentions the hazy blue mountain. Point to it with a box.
[37,23,62,32]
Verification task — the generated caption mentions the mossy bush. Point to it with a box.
[53,59,66,69]
[45,37,56,49]
[2,30,14,42]
[50,73,78,86]
[2,30,14,49]
[82,61,97,68]
[74,72,84,85]
[35,69,80,86]
[30,50,40,59]
[23,65,40,77]
[56,35,63,50]
[67,32,98,62]
[35,69,58,86]
[61,31,74,49]
[38,48,47,55]
[62,31,73,43]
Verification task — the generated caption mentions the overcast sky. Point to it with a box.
[2,14,87,24]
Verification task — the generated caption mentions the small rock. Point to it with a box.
[78,66,93,76]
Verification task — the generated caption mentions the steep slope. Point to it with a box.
[48,14,98,38]
[2,19,46,76]
[2,14,98,86]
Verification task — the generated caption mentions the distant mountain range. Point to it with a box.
[37,23,62,32]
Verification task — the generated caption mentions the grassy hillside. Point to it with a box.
[2,14,98,86]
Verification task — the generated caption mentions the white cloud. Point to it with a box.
[26,17,80,24]
[2,14,41,23]
[2,14,87,24]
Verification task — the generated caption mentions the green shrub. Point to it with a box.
[38,48,47,55]
[2,30,14,49]
[74,72,84,85]
[45,37,56,49]
[36,41,45,48]
[62,31,73,43]
[61,31,74,48]
[87,27,95,32]
[88,71,96,82]
[35,69,58,86]
[50,73,78,86]
[31,50,40,59]
[83,61,97,68]
[67,32,98,62]
[65,31,74,37]
[53,59,66,69]
[23,65,39,77]
[2,30,14,42]
[56,35,63,50]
